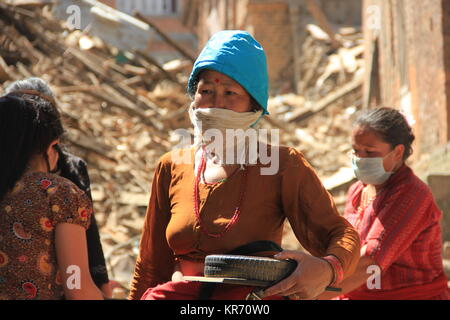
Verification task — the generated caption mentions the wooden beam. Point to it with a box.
[5,0,51,7]
[363,36,381,108]
[134,12,196,63]
[305,0,341,50]
[0,55,11,83]
[135,50,184,86]
[288,0,302,94]
[288,76,363,123]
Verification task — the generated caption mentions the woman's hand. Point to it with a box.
[263,250,333,300]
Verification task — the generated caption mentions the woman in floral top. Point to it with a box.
[4,77,111,297]
[0,94,103,300]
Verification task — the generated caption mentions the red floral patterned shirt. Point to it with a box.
[0,172,92,300]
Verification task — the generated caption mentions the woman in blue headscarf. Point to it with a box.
[129,30,360,300]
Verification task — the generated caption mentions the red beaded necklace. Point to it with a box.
[193,147,248,238]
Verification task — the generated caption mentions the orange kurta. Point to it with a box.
[129,146,360,300]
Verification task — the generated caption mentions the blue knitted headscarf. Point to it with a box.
[188,30,269,115]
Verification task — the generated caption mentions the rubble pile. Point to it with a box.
[0,2,365,295]
[266,24,364,204]
[263,25,364,251]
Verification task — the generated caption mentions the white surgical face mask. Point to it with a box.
[351,152,393,185]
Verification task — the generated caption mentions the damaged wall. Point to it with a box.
[185,0,362,94]
[363,0,450,159]
[363,0,450,241]
[188,0,291,92]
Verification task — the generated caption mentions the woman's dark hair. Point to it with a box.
[0,94,64,201]
[4,77,54,97]
[354,107,415,160]
[4,77,70,172]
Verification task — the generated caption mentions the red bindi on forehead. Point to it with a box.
[214,78,220,84]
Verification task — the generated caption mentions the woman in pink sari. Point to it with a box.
[318,107,449,300]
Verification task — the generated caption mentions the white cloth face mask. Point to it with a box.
[188,103,263,165]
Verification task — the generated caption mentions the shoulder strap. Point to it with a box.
[228,240,283,255]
